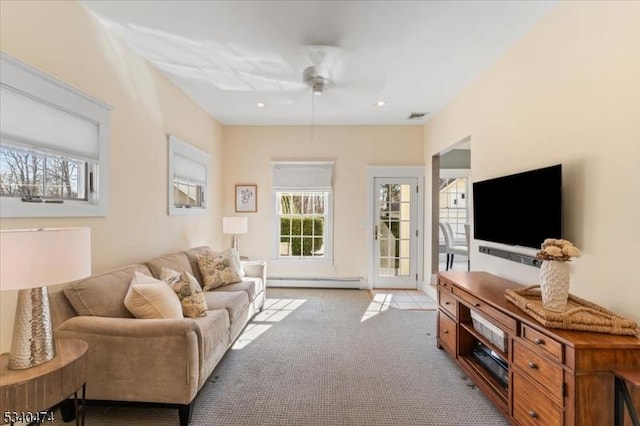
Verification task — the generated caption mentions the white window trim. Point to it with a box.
[272,190,334,264]
[167,134,209,216]
[0,53,111,218]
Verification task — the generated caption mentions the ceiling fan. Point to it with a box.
[302,49,334,96]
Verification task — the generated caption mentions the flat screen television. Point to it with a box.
[472,164,562,249]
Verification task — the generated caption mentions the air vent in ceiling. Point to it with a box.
[407,112,428,120]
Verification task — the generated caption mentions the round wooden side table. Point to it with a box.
[0,339,88,426]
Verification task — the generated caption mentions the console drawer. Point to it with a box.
[521,324,563,362]
[438,311,457,354]
[438,288,457,319]
[513,339,564,402]
[513,372,563,426]
[438,277,453,291]
[451,286,517,332]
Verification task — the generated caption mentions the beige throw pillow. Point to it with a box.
[160,267,208,318]
[124,272,184,319]
[220,248,245,277]
[197,254,242,291]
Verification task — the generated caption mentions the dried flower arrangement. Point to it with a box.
[536,238,581,261]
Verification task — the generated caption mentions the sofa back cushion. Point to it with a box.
[63,264,152,317]
[146,251,193,281]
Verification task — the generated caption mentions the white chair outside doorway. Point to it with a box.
[439,222,469,271]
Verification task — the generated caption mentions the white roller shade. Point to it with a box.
[174,153,207,184]
[272,162,334,191]
[0,86,100,160]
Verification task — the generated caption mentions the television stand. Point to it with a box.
[437,271,640,425]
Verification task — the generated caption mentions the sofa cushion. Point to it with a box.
[124,272,183,319]
[160,267,208,318]
[197,255,242,291]
[147,251,193,280]
[184,246,220,285]
[213,276,262,301]
[192,309,231,388]
[203,290,249,323]
[63,264,152,317]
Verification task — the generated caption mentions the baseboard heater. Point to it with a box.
[267,276,365,289]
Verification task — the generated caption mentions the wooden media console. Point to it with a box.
[436,271,640,426]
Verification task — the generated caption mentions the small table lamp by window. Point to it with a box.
[222,217,248,255]
[0,228,91,370]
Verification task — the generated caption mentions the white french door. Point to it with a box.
[371,176,421,288]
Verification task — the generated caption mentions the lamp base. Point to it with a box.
[9,287,56,370]
[232,234,240,256]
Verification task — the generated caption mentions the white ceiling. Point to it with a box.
[80,1,556,126]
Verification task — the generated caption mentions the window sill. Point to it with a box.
[0,198,106,218]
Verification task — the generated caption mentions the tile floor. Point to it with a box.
[369,289,437,310]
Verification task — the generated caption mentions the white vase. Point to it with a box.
[540,260,570,312]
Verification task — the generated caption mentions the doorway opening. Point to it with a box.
[431,137,471,280]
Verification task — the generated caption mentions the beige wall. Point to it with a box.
[222,125,424,279]
[0,1,224,351]
[425,1,640,321]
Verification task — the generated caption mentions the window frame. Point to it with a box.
[273,190,333,263]
[0,53,110,218]
[167,134,209,216]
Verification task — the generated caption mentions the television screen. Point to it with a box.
[472,164,562,249]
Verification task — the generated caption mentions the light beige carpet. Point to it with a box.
[51,288,506,425]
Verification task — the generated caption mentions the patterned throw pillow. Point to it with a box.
[160,267,208,318]
[197,255,242,291]
[124,271,184,319]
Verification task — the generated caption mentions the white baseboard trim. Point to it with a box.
[422,281,437,300]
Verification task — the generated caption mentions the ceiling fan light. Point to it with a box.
[256,102,266,108]
[375,100,386,107]
[312,80,324,95]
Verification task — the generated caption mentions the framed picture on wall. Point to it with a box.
[235,184,257,212]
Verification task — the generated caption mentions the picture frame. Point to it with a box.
[235,184,257,212]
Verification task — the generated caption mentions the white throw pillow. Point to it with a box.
[124,271,184,319]
[220,248,245,277]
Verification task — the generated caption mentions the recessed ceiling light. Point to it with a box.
[256,102,266,108]
[375,100,386,107]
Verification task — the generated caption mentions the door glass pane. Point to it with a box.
[377,183,412,279]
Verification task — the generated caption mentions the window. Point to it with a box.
[167,135,209,215]
[277,191,328,258]
[0,53,110,217]
[272,162,334,261]
[0,145,87,200]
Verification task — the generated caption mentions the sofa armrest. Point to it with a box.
[56,316,200,405]
[58,315,199,337]
[242,260,266,284]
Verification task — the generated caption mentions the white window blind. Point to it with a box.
[272,161,334,191]
[0,86,99,161]
[174,152,207,184]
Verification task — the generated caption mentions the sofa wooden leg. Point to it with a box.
[178,404,193,426]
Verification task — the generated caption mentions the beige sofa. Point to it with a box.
[49,246,266,425]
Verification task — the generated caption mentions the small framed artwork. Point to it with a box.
[235,184,257,212]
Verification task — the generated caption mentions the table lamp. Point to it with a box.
[222,216,248,255]
[0,227,91,370]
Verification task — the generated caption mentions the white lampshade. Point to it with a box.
[0,227,92,290]
[0,227,91,370]
[222,217,248,235]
